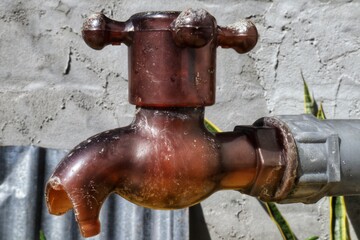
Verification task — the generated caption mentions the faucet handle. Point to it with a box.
[82,13,132,50]
[170,9,216,48]
[217,20,258,54]
[82,11,258,54]
[81,9,258,107]
[170,9,258,53]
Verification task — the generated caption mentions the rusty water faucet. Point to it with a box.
[46,9,298,238]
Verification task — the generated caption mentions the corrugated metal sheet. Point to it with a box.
[0,146,189,240]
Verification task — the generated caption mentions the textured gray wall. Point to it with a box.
[1,0,360,239]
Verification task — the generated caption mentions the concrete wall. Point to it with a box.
[1,0,359,239]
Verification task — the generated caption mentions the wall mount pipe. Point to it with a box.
[255,114,360,203]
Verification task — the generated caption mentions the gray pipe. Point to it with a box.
[256,114,360,204]
[324,119,360,196]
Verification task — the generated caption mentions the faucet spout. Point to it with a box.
[46,125,133,236]
[46,107,221,236]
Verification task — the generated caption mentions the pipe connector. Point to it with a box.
[256,114,360,203]
[232,126,291,201]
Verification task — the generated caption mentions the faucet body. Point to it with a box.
[47,107,220,236]
[48,107,285,237]
[45,8,360,238]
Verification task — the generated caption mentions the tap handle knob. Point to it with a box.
[217,20,258,54]
[170,9,216,48]
[170,9,258,53]
[82,11,258,54]
[82,13,132,50]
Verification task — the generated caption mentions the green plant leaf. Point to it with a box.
[204,118,222,133]
[330,196,351,240]
[261,202,297,240]
[302,71,318,115]
[39,230,46,240]
[316,102,326,120]
[305,237,319,240]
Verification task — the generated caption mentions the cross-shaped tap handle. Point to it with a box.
[82,9,258,53]
[82,9,258,107]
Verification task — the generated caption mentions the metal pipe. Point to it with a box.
[254,114,360,203]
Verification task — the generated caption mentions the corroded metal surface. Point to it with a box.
[45,107,263,237]
[253,117,298,202]
[82,9,258,107]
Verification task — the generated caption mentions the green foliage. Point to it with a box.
[330,196,351,240]
[39,230,46,240]
[261,202,296,240]
[302,71,318,115]
[305,237,319,240]
[316,103,326,120]
[204,118,222,133]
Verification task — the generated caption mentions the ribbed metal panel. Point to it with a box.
[0,146,189,240]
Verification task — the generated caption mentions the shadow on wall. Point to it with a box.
[189,204,211,240]
[345,196,360,237]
